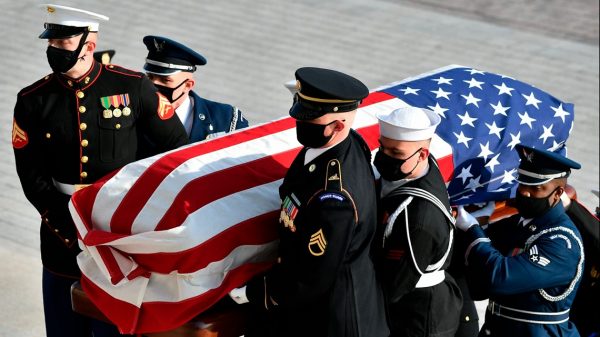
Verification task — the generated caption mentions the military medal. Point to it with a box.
[122,94,131,116]
[280,195,300,232]
[110,94,123,117]
[112,108,122,117]
[100,96,113,119]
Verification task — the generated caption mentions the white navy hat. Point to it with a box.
[376,106,441,141]
[39,4,109,39]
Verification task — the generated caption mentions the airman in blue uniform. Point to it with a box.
[142,35,248,142]
[456,145,584,337]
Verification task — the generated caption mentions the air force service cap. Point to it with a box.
[143,36,207,76]
[289,67,369,120]
[39,4,109,39]
[376,106,441,141]
[515,144,581,186]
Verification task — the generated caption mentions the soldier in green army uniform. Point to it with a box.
[229,67,389,337]
[12,4,188,337]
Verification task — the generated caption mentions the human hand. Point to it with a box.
[455,205,479,232]
[229,286,249,304]
[470,201,496,218]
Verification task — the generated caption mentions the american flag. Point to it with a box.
[380,65,574,204]
[69,65,571,333]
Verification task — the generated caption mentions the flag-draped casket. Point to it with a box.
[69,65,574,333]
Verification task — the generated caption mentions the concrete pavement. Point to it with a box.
[0,0,597,335]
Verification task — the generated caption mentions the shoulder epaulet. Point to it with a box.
[325,159,342,191]
[103,64,143,78]
[19,73,54,97]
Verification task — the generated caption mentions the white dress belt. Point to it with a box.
[52,179,90,195]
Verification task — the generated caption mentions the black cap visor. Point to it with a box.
[39,24,87,39]
[289,98,359,121]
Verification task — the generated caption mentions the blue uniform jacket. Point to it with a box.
[465,203,584,337]
[188,91,248,142]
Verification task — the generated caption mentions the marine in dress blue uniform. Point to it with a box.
[456,145,584,337]
[373,107,462,337]
[233,67,388,337]
[12,5,188,337]
[142,36,248,143]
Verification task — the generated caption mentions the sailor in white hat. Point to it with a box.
[374,105,441,186]
[373,106,463,337]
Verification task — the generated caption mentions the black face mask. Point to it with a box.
[373,147,422,181]
[515,187,559,219]
[46,31,89,74]
[154,79,189,103]
[295,120,337,148]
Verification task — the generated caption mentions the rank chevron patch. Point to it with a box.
[308,228,327,256]
[156,92,175,120]
[529,245,551,266]
[12,119,28,149]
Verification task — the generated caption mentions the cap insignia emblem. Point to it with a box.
[47,6,55,13]
[153,39,165,52]
[523,148,534,163]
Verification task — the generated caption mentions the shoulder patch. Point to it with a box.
[318,192,346,202]
[12,119,28,149]
[156,92,175,120]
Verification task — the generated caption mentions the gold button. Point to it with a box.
[84,77,90,84]
[45,133,51,139]
[79,106,86,113]
[465,315,470,322]
[64,239,70,243]
[115,123,121,129]
[80,123,87,131]
[76,91,84,98]
[67,80,73,87]
[109,65,114,69]
[309,164,316,172]
[81,156,89,163]
[80,171,88,179]
[44,75,49,80]
[54,229,59,233]
[81,139,88,147]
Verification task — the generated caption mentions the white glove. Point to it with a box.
[470,201,496,218]
[229,286,249,304]
[560,191,571,210]
[455,205,479,232]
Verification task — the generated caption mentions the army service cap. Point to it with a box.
[39,4,109,39]
[289,67,369,121]
[515,144,581,186]
[376,106,441,141]
[143,36,207,76]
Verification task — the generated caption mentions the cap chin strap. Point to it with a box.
[518,168,568,180]
[145,59,196,72]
